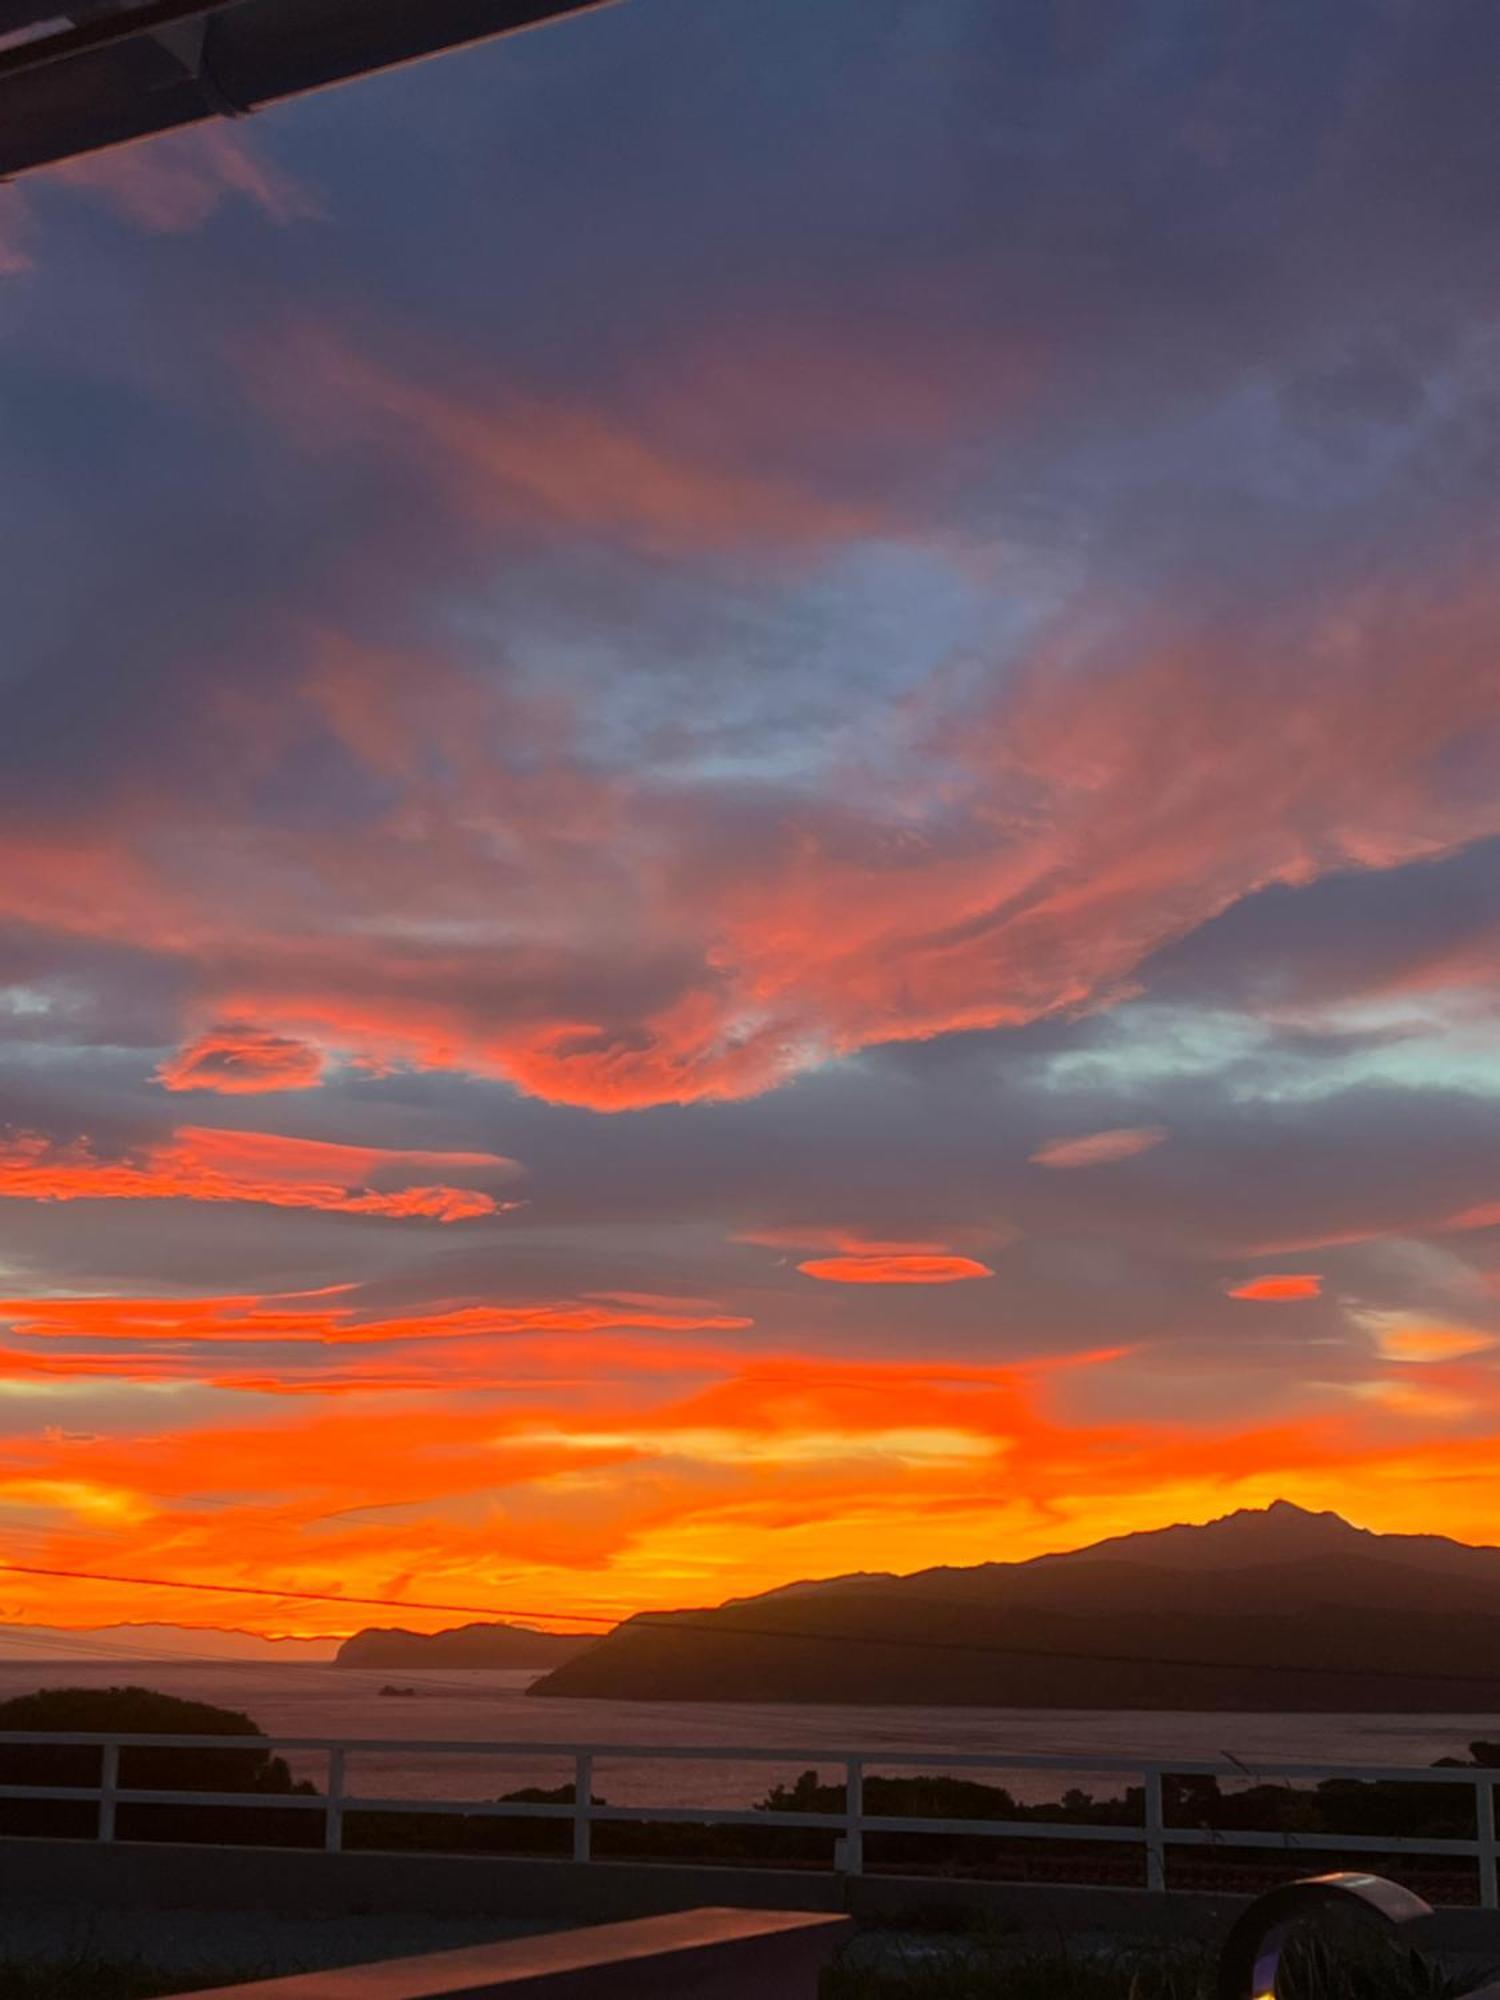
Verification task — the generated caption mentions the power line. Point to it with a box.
[0,1625,532,1698]
[10,1558,1500,1690]
[0,1563,613,1629]
[0,1624,284,1669]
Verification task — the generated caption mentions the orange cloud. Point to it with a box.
[798,1253,995,1284]
[8,1330,1500,1635]
[0,1476,155,1527]
[739,1226,996,1285]
[1031,1127,1167,1169]
[157,1026,327,1094]
[1346,1379,1481,1421]
[0,1127,518,1223]
[1362,1318,1498,1363]
[1228,1274,1324,1301]
[0,1286,752,1351]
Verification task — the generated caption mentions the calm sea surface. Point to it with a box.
[1,1660,1495,1808]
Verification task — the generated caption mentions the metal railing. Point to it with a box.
[1,1734,1495,1903]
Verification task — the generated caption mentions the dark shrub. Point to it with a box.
[0,1685,318,1846]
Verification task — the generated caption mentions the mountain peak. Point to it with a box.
[1214,1499,1359,1535]
[530,1498,1500,1708]
[1025,1499,1374,1574]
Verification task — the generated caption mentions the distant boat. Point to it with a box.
[378,1684,418,1698]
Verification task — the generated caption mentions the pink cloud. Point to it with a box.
[48,129,315,233]
[10,554,1500,1116]
[158,1025,327,1095]
[1031,1127,1168,1169]
[0,191,31,276]
[1443,1199,1500,1233]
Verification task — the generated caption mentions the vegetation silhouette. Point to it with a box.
[3,1686,1495,1901]
[0,1686,318,1847]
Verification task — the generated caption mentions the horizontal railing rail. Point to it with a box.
[0,1733,1493,1903]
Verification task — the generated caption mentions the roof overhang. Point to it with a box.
[0,0,610,180]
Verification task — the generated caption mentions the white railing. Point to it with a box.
[0,1734,1495,1904]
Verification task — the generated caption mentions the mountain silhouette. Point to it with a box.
[530,1502,1500,1708]
[336,1622,591,1670]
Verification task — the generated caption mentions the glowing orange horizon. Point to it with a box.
[12,1460,1500,1640]
[2,1272,1499,1638]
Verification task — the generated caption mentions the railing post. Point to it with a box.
[841,1758,864,1877]
[325,1747,345,1854]
[573,1751,592,1863]
[1478,1775,1497,1909]
[1144,1767,1166,1892]
[98,1740,118,1844]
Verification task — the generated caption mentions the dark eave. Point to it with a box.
[0,0,610,180]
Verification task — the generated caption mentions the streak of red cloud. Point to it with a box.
[248,323,888,557]
[0,1127,519,1224]
[1247,1196,1500,1256]
[0,1332,1126,1402]
[1229,1274,1324,1302]
[157,1026,326,1094]
[1031,1127,1167,1169]
[1443,1199,1500,1233]
[798,1253,994,1284]
[0,1287,753,1349]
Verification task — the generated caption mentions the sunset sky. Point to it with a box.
[3,0,1500,1640]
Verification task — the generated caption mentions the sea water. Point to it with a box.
[0,1659,1494,1810]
